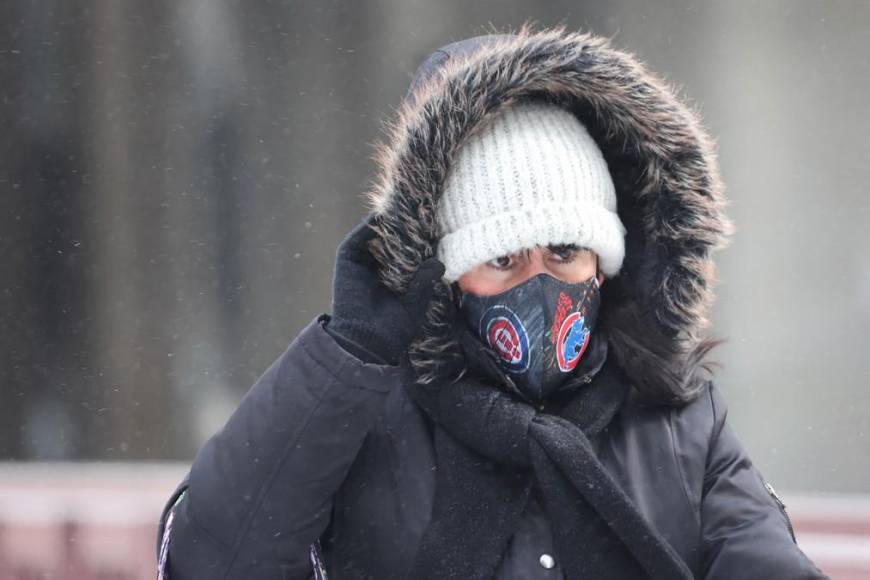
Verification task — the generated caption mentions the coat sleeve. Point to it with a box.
[156,315,401,580]
[700,383,830,579]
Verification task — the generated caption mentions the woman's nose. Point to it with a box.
[524,247,551,278]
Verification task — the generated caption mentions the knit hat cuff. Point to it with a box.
[437,201,627,282]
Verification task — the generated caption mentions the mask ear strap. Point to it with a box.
[594,254,604,287]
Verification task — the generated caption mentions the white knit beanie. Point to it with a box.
[436,101,626,282]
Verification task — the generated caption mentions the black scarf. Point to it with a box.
[404,329,693,579]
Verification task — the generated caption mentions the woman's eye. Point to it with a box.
[487,255,514,270]
[548,244,579,262]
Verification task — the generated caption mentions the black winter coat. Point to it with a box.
[157,26,828,579]
[157,316,825,579]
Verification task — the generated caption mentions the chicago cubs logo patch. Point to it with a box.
[480,305,530,373]
[556,312,591,372]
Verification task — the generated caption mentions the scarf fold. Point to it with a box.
[404,329,693,580]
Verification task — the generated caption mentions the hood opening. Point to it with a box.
[364,24,733,405]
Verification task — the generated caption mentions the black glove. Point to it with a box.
[326,214,446,366]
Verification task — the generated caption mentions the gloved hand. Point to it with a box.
[326,214,446,366]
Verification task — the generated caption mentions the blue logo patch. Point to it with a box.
[556,312,591,372]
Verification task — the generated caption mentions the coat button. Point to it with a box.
[539,554,556,569]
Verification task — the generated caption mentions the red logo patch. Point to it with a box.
[487,318,523,365]
[550,292,573,345]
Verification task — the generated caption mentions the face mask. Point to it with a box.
[457,273,602,401]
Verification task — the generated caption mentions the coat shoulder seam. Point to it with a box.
[668,405,702,527]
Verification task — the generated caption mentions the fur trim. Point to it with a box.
[365,23,733,401]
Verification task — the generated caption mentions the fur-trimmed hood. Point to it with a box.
[366,24,733,404]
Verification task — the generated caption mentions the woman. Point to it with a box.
[156,25,828,579]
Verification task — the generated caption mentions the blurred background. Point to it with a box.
[1,0,868,578]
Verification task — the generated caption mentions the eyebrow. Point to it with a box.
[546,243,585,251]
[499,244,589,259]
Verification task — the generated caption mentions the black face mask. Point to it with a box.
[457,273,602,401]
